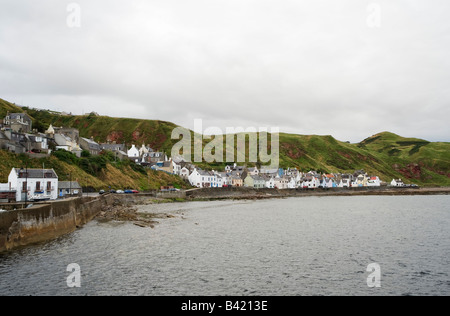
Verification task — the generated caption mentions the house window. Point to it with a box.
[22,182,27,192]
[47,182,51,191]
[36,182,41,191]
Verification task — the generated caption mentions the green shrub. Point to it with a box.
[81,150,91,158]
[52,149,79,165]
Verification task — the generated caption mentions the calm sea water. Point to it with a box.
[0,196,449,296]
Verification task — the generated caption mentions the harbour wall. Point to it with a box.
[186,186,450,199]
[0,194,155,253]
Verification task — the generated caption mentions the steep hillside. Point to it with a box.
[1,97,449,186]
[0,99,23,118]
[278,133,400,178]
[24,106,180,153]
[0,150,189,191]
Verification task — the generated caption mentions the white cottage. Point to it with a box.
[287,177,297,189]
[367,176,381,187]
[189,169,213,188]
[7,168,58,202]
[180,167,191,180]
[338,178,351,188]
[127,144,140,158]
[391,179,405,187]
[301,176,320,189]
[274,175,290,189]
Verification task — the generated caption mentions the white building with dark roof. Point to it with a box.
[6,168,59,202]
[188,168,213,188]
[127,144,140,161]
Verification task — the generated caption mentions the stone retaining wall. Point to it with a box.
[0,193,156,253]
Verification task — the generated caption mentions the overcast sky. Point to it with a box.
[1,0,449,142]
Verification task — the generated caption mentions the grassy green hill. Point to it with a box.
[0,99,23,117]
[24,105,180,153]
[357,132,450,185]
[1,97,449,187]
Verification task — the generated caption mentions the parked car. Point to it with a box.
[124,190,133,194]
[116,190,124,194]
[99,190,106,195]
[132,190,139,194]
[110,189,116,194]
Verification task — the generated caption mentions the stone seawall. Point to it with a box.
[186,186,450,199]
[0,194,156,253]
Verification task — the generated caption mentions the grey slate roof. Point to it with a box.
[7,113,31,121]
[81,137,101,150]
[99,143,125,151]
[250,175,265,182]
[14,168,58,179]
[58,181,82,189]
[197,169,212,176]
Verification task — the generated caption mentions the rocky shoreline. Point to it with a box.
[95,197,178,228]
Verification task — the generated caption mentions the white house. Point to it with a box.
[287,177,297,189]
[274,175,290,189]
[367,176,381,187]
[139,144,152,157]
[172,161,182,176]
[189,169,214,188]
[7,168,58,202]
[294,172,303,187]
[215,174,224,188]
[320,178,336,189]
[351,179,359,187]
[301,176,320,189]
[180,167,191,180]
[391,179,405,187]
[211,171,224,188]
[338,178,351,188]
[217,172,231,187]
[127,144,140,161]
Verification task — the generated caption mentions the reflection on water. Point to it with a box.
[0,196,449,296]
